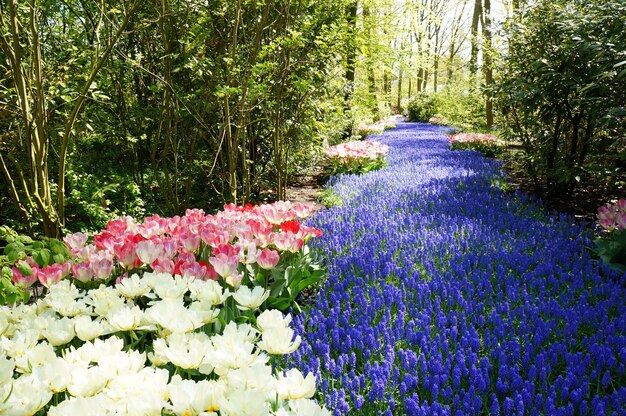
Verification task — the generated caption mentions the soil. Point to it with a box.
[285,170,326,211]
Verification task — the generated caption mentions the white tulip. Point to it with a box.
[188,278,230,306]
[32,356,71,393]
[288,398,332,416]
[151,274,189,299]
[258,326,301,355]
[145,298,204,334]
[42,315,76,346]
[115,273,151,298]
[103,367,169,415]
[47,395,114,416]
[276,369,316,400]
[232,286,270,310]
[66,365,108,398]
[74,315,105,341]
[188,301,220,325]
[167,375,227,415]
[86,285,126,317]
[225,362,276,395]
[0,352,14,385]
[256,309,293,332]
[218,388,270,416]
[2,373,52,415]
[105,304,144,332]
[97,349,146,379]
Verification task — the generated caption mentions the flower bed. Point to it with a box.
[291,122,626,415]
[2,201,329,414]
[323,141,390,176]
[0,273,329,415]
[11,201,322,312]
[449,132,502,157]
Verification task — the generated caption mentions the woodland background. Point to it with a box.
[1,0,624,237]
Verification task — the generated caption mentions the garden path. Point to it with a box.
[288,121,626,415]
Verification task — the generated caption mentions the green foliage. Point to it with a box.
[494,0,626,198]
[1,226,71,269]
[434,76,491,131]
[319,188,343,208]
[593,230,626,272]
[0,267,29,306]
[64,164,146,233]
[406,93,437,122]
[325,156,387,177]
[0,0,352,234]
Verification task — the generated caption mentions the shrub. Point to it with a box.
[494,0,626,198]
[406,93,436,122]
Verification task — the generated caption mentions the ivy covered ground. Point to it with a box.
[290,122,626,415]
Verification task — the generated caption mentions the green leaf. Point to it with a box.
[33,249,52,267]
[16,261,32,276]
[52,254,66,264]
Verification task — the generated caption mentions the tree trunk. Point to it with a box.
[470,0,482,75]
[483,0,493,127]
[397,70,403,112]
[343,1,358,137]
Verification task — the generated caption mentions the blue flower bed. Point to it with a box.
[291,122,626,415]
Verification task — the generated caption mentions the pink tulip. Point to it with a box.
[298,225,324,240]
[225,272,243,287]
[135,240,164,265]
[273,232,304,253]
[257,248,280,270]
[179,231,201,253]
[597,205,617,231]
[63,232,88,253]
[209,231,231,248]
[152,256,175,274]
[139,219,161,238]
[38,264,64,287]
[209,253,240,278]
[93,231,118,252]
[60,261,72,277]
[292,202,315,218]
[213,243,240,258]
[237,241,260,264]
[185,208,206,220]
[259,203,290,225]
[616,212,626,231]
[161,238,178,259]
[12,266,38,287]
[72,261,94,283]
[178,260,210,280]
[113,239,139,269]
[91,255,114,280]
[106,217,132,234]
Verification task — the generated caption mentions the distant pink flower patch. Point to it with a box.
[449,133,497,144]
[324,140,389,162]
[597,198,626,231]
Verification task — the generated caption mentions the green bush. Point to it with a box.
[406,93,436,122]
[434,76,490,131]
[494,0,626,198]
